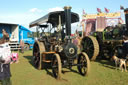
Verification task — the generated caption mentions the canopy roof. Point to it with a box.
[29,11,79,28]
[0,22,18,26]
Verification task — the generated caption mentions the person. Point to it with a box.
[0,29,9,44]
[72,33,82,53]
[20,40,24,53]
[0,30,12,85]
[77,33,82,49]
[122,35,128,58]
[2,29,9,42]
[0,59,12,85]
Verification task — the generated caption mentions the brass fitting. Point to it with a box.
[64,6,72,10]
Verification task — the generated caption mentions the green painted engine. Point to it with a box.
[81,8,128,60]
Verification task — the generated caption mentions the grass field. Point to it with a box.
[10,50,128,85]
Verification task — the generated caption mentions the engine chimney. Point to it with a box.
[64,6,72,36]
[124,8,128,35]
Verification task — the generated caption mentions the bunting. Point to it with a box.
[83,9,86,15]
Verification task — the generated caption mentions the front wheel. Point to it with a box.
[77,52,90,76]
[52,53,62,79]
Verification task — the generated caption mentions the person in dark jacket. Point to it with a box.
[0,63,12,85]
[122,36,128,58]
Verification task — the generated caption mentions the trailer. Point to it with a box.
[0,23,35,50]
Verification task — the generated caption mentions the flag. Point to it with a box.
[120,5,124,10]
[97,8,102,13]
[104,8,109,13]
[83,9,85,14]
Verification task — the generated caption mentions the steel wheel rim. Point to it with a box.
[80,55,87,75]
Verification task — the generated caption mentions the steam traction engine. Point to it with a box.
[29,6,90,79]
[81,7,128,60]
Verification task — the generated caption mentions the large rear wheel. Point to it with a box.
[33,41,45,69]
[81,36,99,60]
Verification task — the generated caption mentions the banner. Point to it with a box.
[83,12,121,19]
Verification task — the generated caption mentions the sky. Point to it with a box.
[0,0,128,33]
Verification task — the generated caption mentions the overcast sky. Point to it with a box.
[0,0,128,33]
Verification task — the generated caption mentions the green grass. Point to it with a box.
[11,50,128,85]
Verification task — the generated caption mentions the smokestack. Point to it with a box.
[64,6,72,36]
[124,8,128,35]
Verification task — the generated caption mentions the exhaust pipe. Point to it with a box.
[64,6,72,36]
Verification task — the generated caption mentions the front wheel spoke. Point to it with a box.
[81,56,86,62]
[80,56,84,60]
[81,61,87,67]
[83,67,86,72]
[83,58,87,62]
